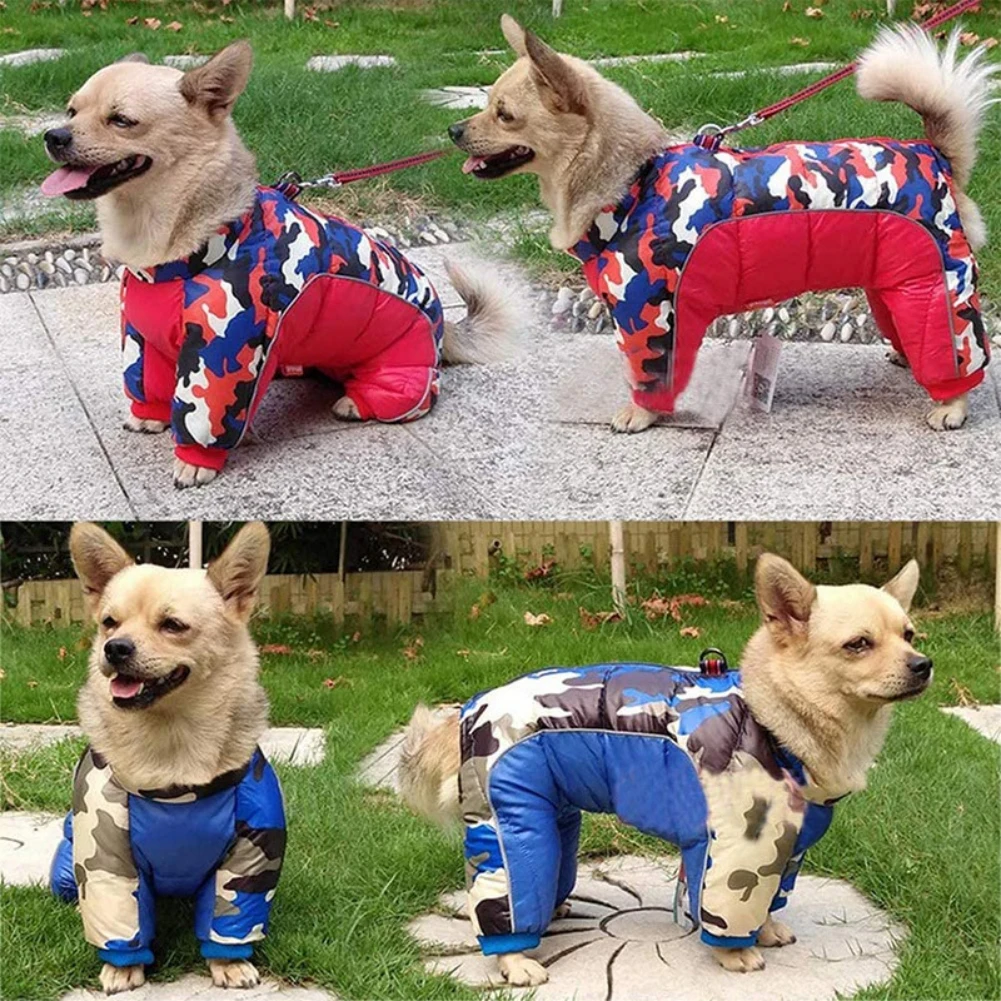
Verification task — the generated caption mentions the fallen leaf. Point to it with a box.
[579,607,623,630]
[322,676,350,689]
[789,36,810,46]
[984,37,999,49]
[782,1,794,10]
[302,5,318,20]
[680,625,701,638]
[469,604,481,620]
[524,559,556,581]
[219,14,234,22]
[524,611,552,627]
[260,644,293,655]
[58,646,68,660]
[351,631,361,643]
[804,6,824,17]
[143,16,161,28]
[949,678,979,708]
[641,593,709,622]
[959,30,980,45]
[324,20,340,28]
[126,15,138,24]
[714,13,729,22]
[306,649,325,660]
[850,7,874,18]
[166,20,182,31]
[27,680,38,688]
[456,648,471,658]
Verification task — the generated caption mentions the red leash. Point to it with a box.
[275,148,448,199]
[694,0,983,150]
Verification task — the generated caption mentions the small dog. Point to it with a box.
[50,522,283,995]
[400,554,930,983]
[41,43,514,488]
[450,16,996,431]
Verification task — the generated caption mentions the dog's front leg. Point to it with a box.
[497,951,548,986]
[207,958,261,989]
[709,945,765,973]
[757,914,797,947]
[123,415,169,434]
[611,401,659,433]
[99,962,145,995]
[926,393,968,431]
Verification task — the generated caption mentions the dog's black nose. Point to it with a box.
[448,122,466,144]
[104,637,135,666]
[44,127,73,154]
[908,655,933,680]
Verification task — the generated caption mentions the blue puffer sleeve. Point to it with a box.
[198,750,287,960]
[49,812,77,902]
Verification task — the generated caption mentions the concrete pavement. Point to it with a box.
[2,242,998,520]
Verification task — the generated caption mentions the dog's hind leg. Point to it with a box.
[927,393,968,430]
[99,962,145,995]
[611,401,659,433]
[757,914,797,947]
[207,958,260,989]
[710,945,766,972]
[497,952,548,986]
[336,365,438,424]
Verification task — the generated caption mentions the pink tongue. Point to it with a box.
[462,156,486,175]
[110,675,143,699]
[41,165,97,197]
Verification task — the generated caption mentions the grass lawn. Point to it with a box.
[1,0,1000,296]
[0,572,998,1000]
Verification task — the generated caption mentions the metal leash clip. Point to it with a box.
[273,171,342,201]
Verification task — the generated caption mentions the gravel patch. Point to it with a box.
[0,48,65,68]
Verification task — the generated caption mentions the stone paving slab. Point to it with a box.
[0,723,326,765]
[61,973,336,1000]
[0,48,65,68]
[0,811,64,887]
[686,343,1001,521]
[557,336,750,430]
[941,705,1001,745]
[306,55,395,72]
[410,855,905,1000]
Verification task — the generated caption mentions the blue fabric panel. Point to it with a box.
[479,933,542,956]
[49,812,77,902]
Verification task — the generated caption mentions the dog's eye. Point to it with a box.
[903,627,915,643]
[101,616,117,630]
[161,617,189,634]
[108,113,137,128]
[844,636,872,653]
[496,107,515,123]
[66,107,77,119]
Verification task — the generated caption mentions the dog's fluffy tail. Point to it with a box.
[857,26,998,244]
[398,704,462,826]
[440,259,519,365]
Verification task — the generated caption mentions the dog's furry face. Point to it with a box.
[42,43,251,201]
[70,522,269,713]
[450,15,590,181]
[755,555,931,705]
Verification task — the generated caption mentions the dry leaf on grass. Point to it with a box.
[680,626,701,638]
[714,13,729,22]
[959,31,981,45]
[143,17,161,28]
[790,36,810,46]
[58,647,68,660]
[524,559,556,581]
[579,607,624,630]
[322,676,351,689]
[804,6,824,17]
[260,644,293,655]
[949,678,979,708]
[27,680,38,688]
[641,593,709,622]
[456,649,471,658]
[402,636,424,661]
[166,20,182,31]
[524,611,552,627]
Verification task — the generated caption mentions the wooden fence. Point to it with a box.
[431,522,998,579]
[4,570,437,628]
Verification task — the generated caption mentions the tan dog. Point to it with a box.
[450,16,995,432]
[43,45,514,488]
[399,554,929,983]
[66,522,274,994]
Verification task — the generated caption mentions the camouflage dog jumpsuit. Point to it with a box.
[569,139,988,414]
[122,186,444,473]
[50,746,285,969]
[460,664,839,955]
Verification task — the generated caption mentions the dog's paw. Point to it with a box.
[710,945,765,973]
[207,958,260,989]
[885,349,909,369]
[497,952,548,986]
[172,459,219,489]
[123,415,169,434]
[332,395,362,421]
[757,916,797,948]
[553,900,572,919]
[611,402,658,433]
[926,395,968,431]
[100,963,145,995]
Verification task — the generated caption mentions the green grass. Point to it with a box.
[0,575,998,1000]
[1,0,999,294]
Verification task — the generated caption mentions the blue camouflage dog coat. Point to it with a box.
[460,663,839,955]
[50,745,286,969]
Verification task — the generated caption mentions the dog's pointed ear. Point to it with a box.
[70,523,133,616]
[524,30,587,115]
[882,559,920,613]
[117,52,149,64]
[207,522,270,621]
[755,553,816,641]
[501,14,528,57]
[179,40,252,120]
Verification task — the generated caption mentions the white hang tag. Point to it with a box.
[745,332,782,413]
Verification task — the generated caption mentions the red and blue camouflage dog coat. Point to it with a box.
[569,138,989,414]
[122,186,444,472]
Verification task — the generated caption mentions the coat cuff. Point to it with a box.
[98,947,155,967]
[631,385,676,414]
[130,400,171,423]
[173,443,228,472]
[201,942,255,960]
[699,929,759,948]
[478,932,541,956]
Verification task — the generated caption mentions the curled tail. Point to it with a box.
[441,259,519,365]
[398,704,462,826]
[857,26,998,247]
